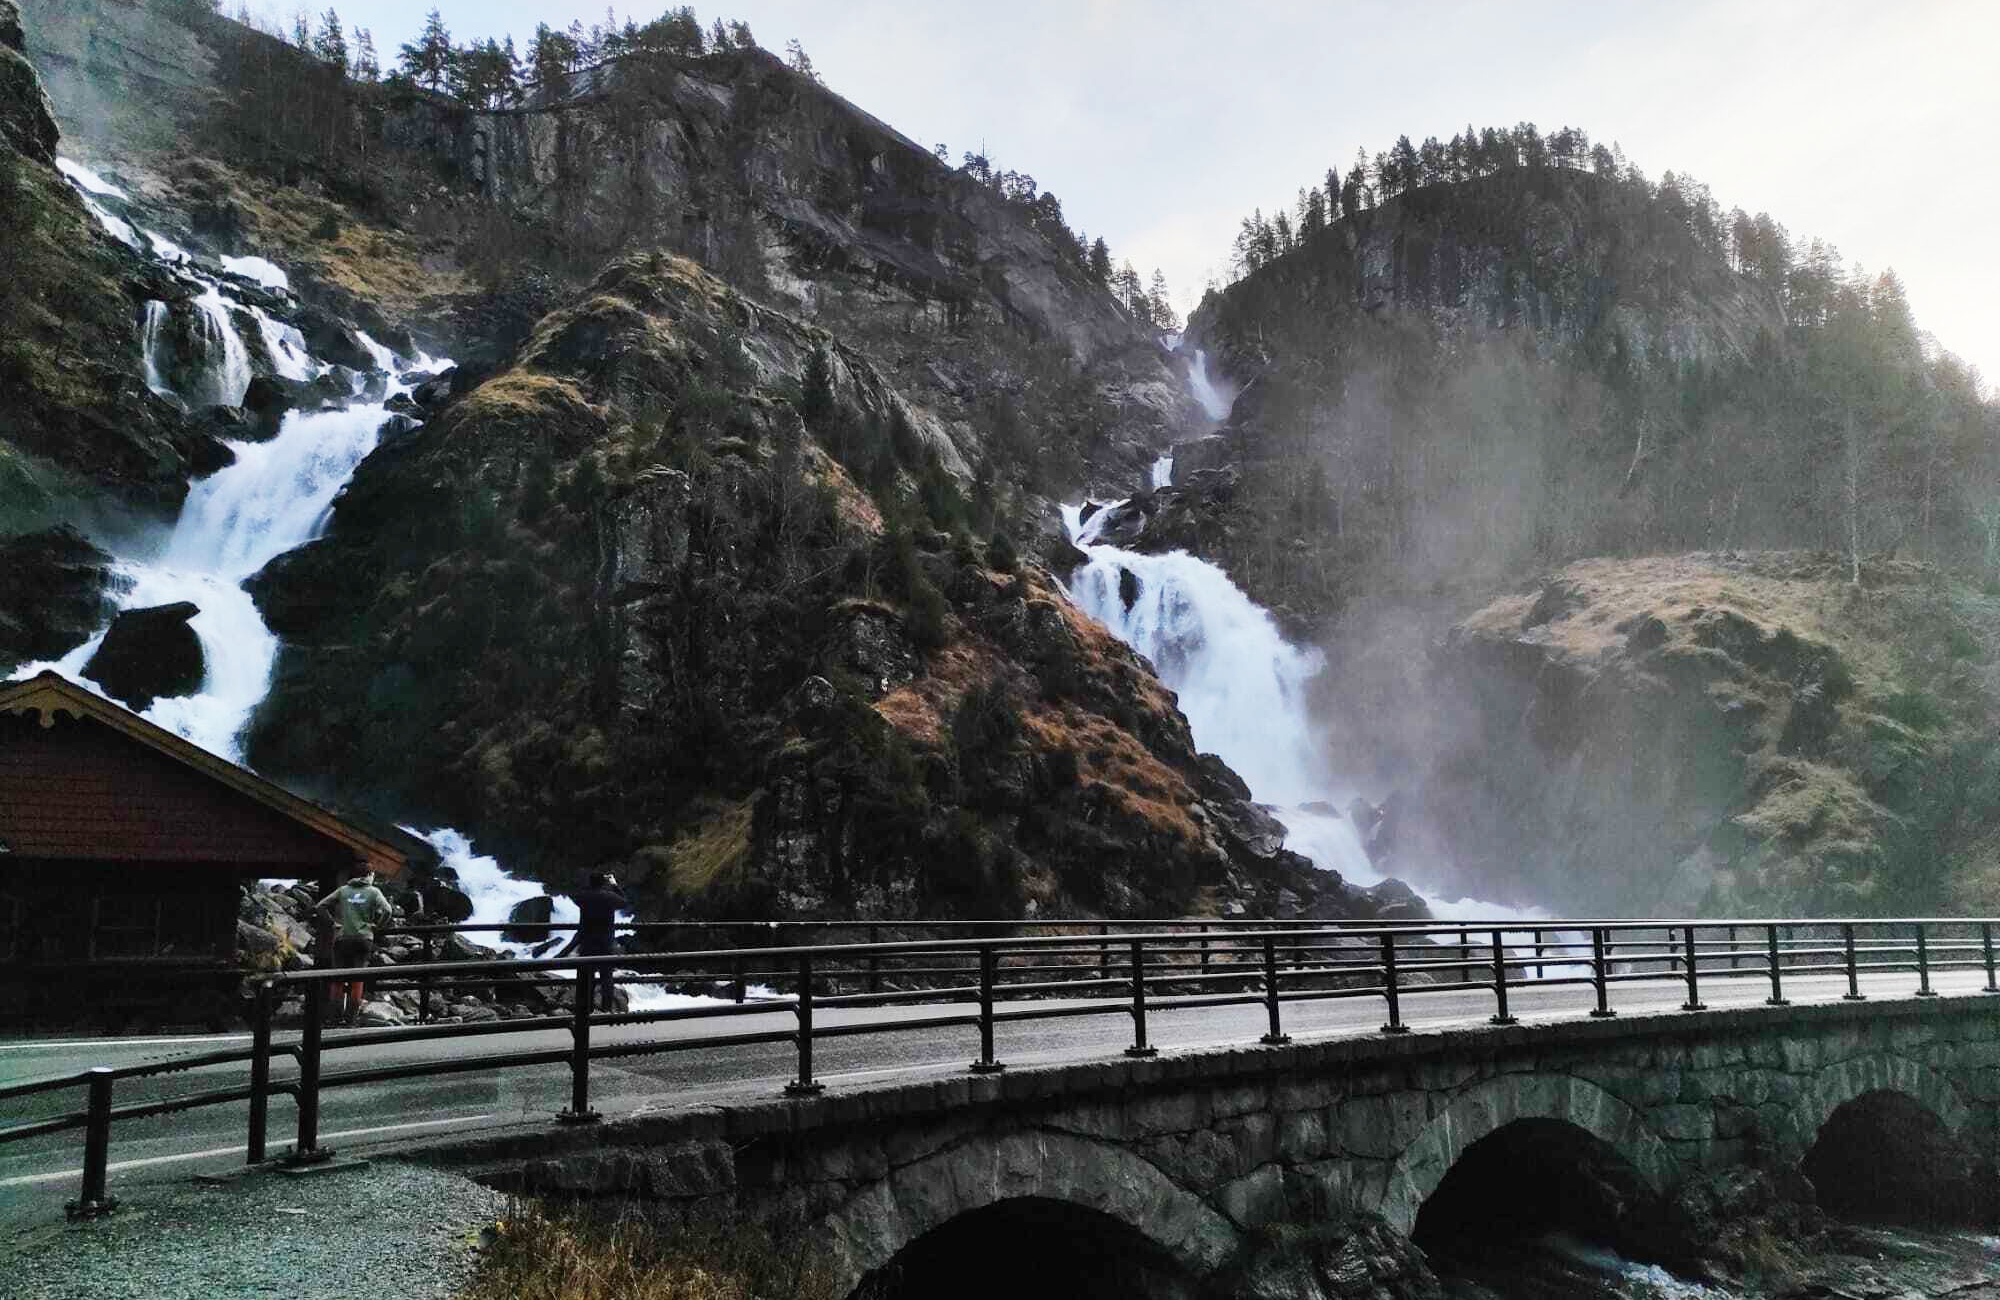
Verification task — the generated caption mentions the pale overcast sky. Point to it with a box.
[304,0,2000,385]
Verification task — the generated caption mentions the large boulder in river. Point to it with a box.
[82,601,203,709]
[0,525,123,672]
[502,894,555,945]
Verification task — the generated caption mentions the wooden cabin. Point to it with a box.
[0,671,405,1025]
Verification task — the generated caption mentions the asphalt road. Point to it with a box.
[3,962,1993,1229]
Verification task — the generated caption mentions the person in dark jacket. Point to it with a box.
[560,871,628,1012]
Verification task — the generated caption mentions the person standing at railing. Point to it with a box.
[315,867,393,1026]
[558,871,628,1013]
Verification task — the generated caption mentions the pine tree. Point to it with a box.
[727,20,755,49]
[710,18,727,51]
[1148,269,1178,331]
[354,27,379,81]
[1088,237,1112,287]
[784,38,818,81]
[399,8,452,91]
[313,9,347,75]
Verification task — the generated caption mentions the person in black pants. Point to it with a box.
[561,871,629,1013]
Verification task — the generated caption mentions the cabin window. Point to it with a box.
[89,891,222,960]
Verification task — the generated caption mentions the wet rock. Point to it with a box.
[375,413,422,447]
[352,1000,406,1027]
[412,370,456,409]
[0,526,123,671]
[241,373,302,436]
[82,600,204,710]
[297,310,375,371]
[1523,579,1584,630]
[189,402,273,447]
[503,894,556,945]
[1218,1214,1443,1300]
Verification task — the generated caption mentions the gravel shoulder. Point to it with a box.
[3,1160,504,1300]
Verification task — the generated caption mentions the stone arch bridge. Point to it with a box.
[437,996,2000,1294]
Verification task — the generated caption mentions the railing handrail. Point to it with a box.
[11,914,2000,1220]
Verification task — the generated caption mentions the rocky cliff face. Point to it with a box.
[1371,553,2000,915]
[245,253,1367,920]
[1154,169,1791,638]
[0,0,229,516]
[19,1,1192,507]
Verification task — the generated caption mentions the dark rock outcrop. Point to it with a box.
[0,525,122,671]
[82,600,203,709]
[246,254,1369,923]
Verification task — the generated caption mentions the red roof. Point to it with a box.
[0,672,405,874]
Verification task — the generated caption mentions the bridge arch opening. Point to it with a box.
[1801,1088,1993,1226]
[849,1197,1197,1300]
[1413,1118,1673,1289]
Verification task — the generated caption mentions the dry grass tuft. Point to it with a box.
[455,1201,836,1300]
[667,799,756,896]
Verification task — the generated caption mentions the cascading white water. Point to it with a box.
[248,304,320,383]
[416,827,762,1011]
[1151,454,1174,489]
[1187,348,1237,422]
[221,255,290,292]
[191,286,253,407]
[139,300,171,396]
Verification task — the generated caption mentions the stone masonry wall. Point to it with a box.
[425,996,2000,1293]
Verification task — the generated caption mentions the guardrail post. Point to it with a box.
[1914,923,1937,997]
[971,945,1004,1073]
[1380,931,1409,1034]
[867,925,882,995]
[64,1068,118,1220]
[731,954,747,1004]
[1589,929,1616,1018]
[1842,924,1865,1001]
[1489,930,1518,1026]
[1098,923,1111,983]
[1728,924,1740,970]
[1199,925,1211,984]
[1764,924,1789,1006]
[1488,928,1512,1024]
[1680,926,1706,1011]
[286,978,330,1165]
[1261,934,1290,1044]
[785,955,825,1095]
[1125,939,1158,1057]
[1533,928,1544,980]
[1983,923,1998,994]
[557,959,600,1123]
[419,930,436,1024]
[247,980,274,1164]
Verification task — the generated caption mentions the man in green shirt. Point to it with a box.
[316,868,393,1025]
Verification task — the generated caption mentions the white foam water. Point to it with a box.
[221,255,291,292]
[191,286,253,407]
[1060,487,1547,924]
[416,827,757,1012]
[1151,454,1174,489]
[1187,349,1236,422]
[139,300,171,396]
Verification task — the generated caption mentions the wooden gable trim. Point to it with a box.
[0,672,406,876]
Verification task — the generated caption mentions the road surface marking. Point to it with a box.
[0,1113,497,1187]
[0,1034,255,1051]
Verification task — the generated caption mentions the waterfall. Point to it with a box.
[1187,349,1236,422]
[247,304,320,383]
[1151,454,1174,489]
[140,300,171,396]
[191,286,253,407]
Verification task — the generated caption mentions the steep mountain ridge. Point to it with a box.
[244,251,1389,919]
[21,0,1193,508]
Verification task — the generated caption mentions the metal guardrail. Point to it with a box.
[4,916,1998,1219]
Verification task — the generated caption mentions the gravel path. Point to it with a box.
[4,1160,505,1300]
